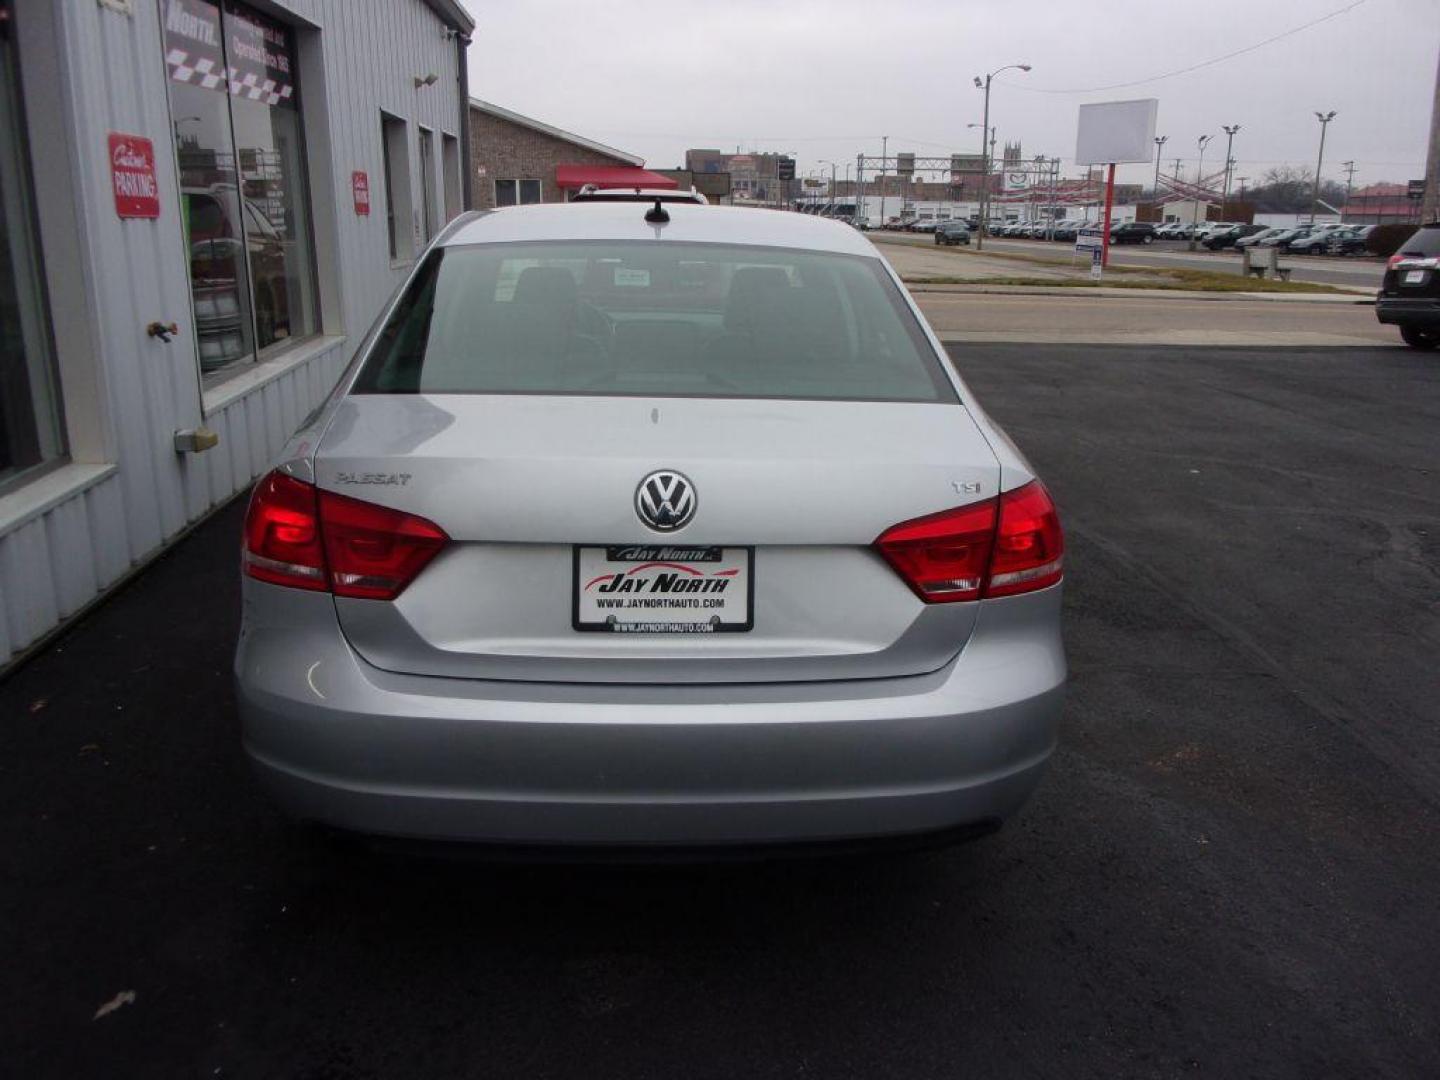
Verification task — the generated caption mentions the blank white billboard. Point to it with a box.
[1075,99,1159,165]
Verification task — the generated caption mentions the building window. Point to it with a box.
[380,111,411,261]
[494,179,541,207]
[162,0,319,385]
[418,126,436,243]
[441,133,461,220]
[0,0,64,492]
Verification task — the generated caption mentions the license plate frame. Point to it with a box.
[572,545,755,633]
[1403,269,1427,285]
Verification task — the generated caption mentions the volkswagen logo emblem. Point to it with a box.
[635,470,697,532]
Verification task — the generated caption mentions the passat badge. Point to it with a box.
[635,471,696,532]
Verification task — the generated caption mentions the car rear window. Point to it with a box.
[352,241,956,403]
[1400,227,1440,256]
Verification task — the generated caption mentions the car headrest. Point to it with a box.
[724,266,792,332]
[513,266,578,306]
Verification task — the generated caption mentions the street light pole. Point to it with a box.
[1189,134,1213,251]
[973,62,1030,250]
[1152,134,1168,204]
[1221,124,1241,216]
[967,122,993,228]
[1310,110,1337,226]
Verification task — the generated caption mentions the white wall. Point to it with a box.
[0,0,468,667]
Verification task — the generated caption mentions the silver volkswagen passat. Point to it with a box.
[235,201,1065,849]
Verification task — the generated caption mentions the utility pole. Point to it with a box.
[1310,110,1337,226]
[1425,45,1440,224]
[972,62,1031,250]
[856,153,865,225]
[818,159,837,215]
[880,135,888,228]
[1221,124,1241,216]
[1341,160,1356,222]
[1152,134,1168,205]
[1189,134,1213,250]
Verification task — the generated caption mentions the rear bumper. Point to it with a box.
[1376,296,1440,326]
[237,586,1065,847]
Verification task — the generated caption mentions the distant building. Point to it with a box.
[685,150,792,206]
[1343,183,1424,224]
[470,99,673,209]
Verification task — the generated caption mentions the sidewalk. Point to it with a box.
[912,290,1394,347]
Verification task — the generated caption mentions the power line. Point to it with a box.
[997,0,1370,95]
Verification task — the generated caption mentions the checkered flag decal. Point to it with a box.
[167,48,293,107]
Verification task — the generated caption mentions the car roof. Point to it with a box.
[443,202,877,257]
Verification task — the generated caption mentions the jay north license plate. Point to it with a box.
[573,546,753,633]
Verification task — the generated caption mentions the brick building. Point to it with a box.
[468,98,669,209]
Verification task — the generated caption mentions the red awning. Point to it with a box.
[555,165,678,190]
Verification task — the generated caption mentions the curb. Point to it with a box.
[902,283,1375,305]
[934,331,1395,347]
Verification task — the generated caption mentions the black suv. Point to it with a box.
[1109,222,1157,245]
[934,220,971,246]
[1376,224,1440,349]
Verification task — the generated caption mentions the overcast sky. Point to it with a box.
[465,0,1437,189]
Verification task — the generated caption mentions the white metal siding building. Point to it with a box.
[0,0,474,669]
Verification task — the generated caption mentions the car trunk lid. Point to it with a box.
[315,393,1000,683]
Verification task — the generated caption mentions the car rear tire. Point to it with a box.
[1400,325,1439,350]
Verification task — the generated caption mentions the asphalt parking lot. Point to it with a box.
[4,344,1438,1079]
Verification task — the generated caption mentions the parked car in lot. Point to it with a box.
[1286,224,1347,255]
[935,220,971,245]
[1328,224,1377,255]
[1375,223,1440,349]
[1109,222,1157,244]
[1203,224,1266,251]
[235,203,1068,849]
[1153,222,1186,240]
[1234,227,1281,251]
[572,186,708,205]
[1257,228,1305,248]
[1052,221,1081,242]
[909,220,939,233]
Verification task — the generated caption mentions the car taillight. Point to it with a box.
[875,500,997,602]
[1388,254,1407,270]
[318,489,447,600]
[243,471,327,591]
[243,470,447,600]
[875,480,1063,603]
[985,481,1064,598]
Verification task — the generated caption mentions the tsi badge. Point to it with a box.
[636,470,697,532]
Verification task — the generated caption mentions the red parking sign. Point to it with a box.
[108,133,160,219]
[353,171,370,216]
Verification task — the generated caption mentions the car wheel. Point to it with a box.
[1142,234,1153,244]
[1400,325,1439,350]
